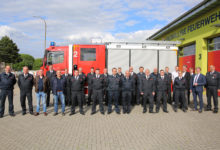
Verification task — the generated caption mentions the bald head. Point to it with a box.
[153,68,157,74]
[129,66,133,72]
[145,69,150,76]
[125,70,130,78]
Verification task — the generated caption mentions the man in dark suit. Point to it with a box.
[151,68,159,103]
[87,67,95,106]
[107,68,121,114]
[62,69,71,106]
[174,71,187,112]
[140,69,155,113]
[129,66,137,105]
[155,70,169,113]
[121,70,134,114]
[69,70,85,115]
[79,67,86,105]
[101,68,109,105]
[117,67,124,105]
[91,68,105,115]
[182,65,191,108]
[46,65,56,107]
[190,67,206,113]
[137,66,145,105]
[165,67,172,104]
[0,65,16,118]
[18,66,34,115]
[205,65,220,113]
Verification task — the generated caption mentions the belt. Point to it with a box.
[57,90,63,92]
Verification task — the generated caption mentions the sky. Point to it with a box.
[0,0,203,58]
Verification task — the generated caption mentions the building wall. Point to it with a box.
[156,6,220,74]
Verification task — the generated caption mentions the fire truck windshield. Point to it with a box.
[46,51,64,65]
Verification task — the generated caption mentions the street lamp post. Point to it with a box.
[33,16,47,50]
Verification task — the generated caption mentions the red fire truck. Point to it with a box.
[41,41,179,76]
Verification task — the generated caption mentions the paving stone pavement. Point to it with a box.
[0,85,220,150]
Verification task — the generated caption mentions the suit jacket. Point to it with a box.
[156,75,169,92]
[46,70,56,88]
[183,72,191,89]
[190,73,206,92]
[18,73,34,92]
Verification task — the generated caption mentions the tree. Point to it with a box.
[33,58,43,70]
[13,54,35,71]
[0,36,21,63]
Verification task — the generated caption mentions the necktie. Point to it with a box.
[194,75,198,84]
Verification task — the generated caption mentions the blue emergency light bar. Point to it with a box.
[50,42,56,46]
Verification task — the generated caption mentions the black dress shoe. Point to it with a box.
[123,111,126,114]
[127,111,131,114]
[80,111,85,115]
[69,112,75,116]
[213,110,218,113]
[30,112,34,115]
[199,109,202,113]
[149,110,153,113]
[101,112,105,115]
[0,115,3,118]
[116,111,120,114]
[164,110,169,113]
[10,113,15,117]
[22,112,26,115]
[156,110,159,113]
[91,112,96,115]
[183,109,187,112]
[143,109,147,113]
[107,111,112,114]
[205,108,212,111]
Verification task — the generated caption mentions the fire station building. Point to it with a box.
[148,0,220,74]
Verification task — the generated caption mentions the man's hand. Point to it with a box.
[152,92,155,96]
[140,92,144,95]
[194,83,198,86]
[190,90,192,93]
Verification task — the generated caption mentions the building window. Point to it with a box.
[47,51,64,65]
[80,48,96,61]
[179,44,195,56]
[208,36,220,51]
